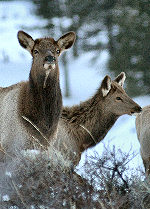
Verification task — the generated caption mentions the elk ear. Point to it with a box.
[17,31,35,54]
[114,72,126,87]
[57,32,76,52]
[101,75,112,97]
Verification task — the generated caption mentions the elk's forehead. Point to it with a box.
[35,38,57,51]
[111,82,125,93]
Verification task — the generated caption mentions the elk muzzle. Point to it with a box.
[130,105,142,116]
[44,55,56,70]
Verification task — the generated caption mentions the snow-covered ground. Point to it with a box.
[0,1,149,175]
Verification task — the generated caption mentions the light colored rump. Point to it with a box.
[136,105,150,174]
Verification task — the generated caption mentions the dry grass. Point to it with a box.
[0,145,150,209]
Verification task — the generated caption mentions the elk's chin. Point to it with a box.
[132,112,141,117]
[128,111,141,116]
[127,111,134,116]
[128,112,132,116]
[43,63,56,70]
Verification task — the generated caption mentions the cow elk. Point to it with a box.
[136,106,150,176]
[0,30,76,161]
[49,72,142,168]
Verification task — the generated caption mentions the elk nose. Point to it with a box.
[139,106,142,112]
[45,55,56,63]
[135,106,142,113]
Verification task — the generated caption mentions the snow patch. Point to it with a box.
[5,171,12,178]
[2,194,10,202]
[21,149,40,159]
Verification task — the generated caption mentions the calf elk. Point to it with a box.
[0,30,76,160]
[136,106,150,175]
[50,72,142,167]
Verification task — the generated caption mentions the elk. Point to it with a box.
[0,30,76,160]
[49,72,142,167]
[136,106,150,176]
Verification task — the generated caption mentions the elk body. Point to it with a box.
[0,31,75,160]
[50,73,142,167]
[136,106,150,175]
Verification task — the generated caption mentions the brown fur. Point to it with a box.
[18,33,66,144]
[0,31,76,161]
[53,73,142,167]
[18,69,62,146]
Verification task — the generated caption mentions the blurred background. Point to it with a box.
[0,0,150,174]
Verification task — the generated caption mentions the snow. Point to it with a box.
[21,149,41,159]
[2,194,10,202]
[5,171,12,178]
[0,1,149,175]
[0,1,47,63]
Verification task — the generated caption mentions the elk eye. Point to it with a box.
[34,50,39,54]
[56,49,60,54]
[116,97,122,101]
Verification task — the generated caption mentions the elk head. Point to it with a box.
[100,72,142,116]
[17,30,76,88]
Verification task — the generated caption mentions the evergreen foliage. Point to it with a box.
[32,0,150,96]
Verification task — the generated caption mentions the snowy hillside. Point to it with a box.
[0,0,150,175]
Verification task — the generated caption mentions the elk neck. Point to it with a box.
[19,63,62,142]
[61,87,118,152]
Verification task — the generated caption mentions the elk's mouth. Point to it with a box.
[43,62,56,70]
[43,55,56,70]
[129,106,142,116]
[43,56,56,88]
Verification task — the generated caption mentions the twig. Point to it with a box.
[97,199,107,209]
[70,199,76,209]
[31,135,47,151]
[0,146,14,162]
[11,179,28,208]
[79,124,97,144]
[103,175,116,209]
[123,152,139,166]
[22,115,50,146]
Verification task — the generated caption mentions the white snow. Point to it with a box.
[0,1,47,63]
[0,1,149,175]
[5,171,12,178]
[2,194,10,202]
[21,149,41,159]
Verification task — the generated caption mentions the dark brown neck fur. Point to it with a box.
[19,66,62,145]
[61,86,118,152]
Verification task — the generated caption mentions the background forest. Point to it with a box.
[31,0,150,97]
